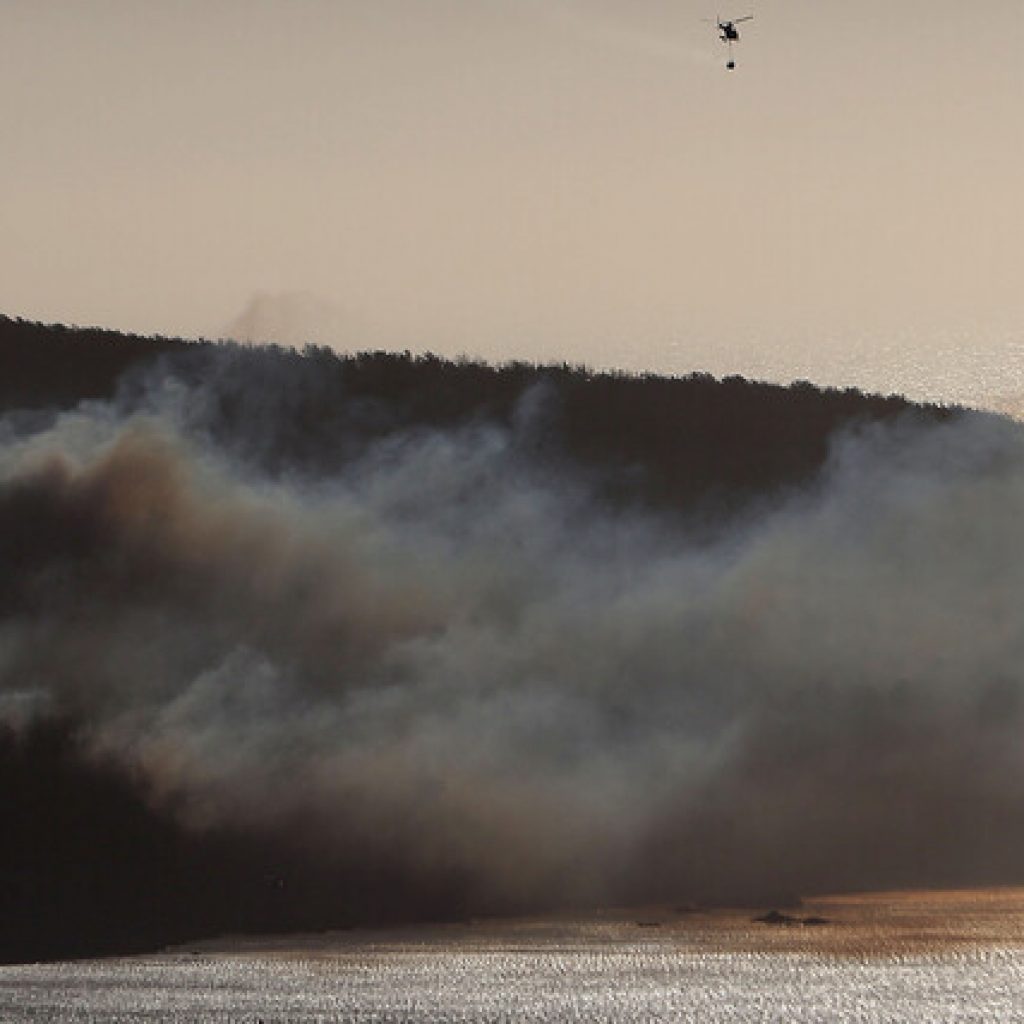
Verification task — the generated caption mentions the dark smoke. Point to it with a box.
[2,343,1024,959]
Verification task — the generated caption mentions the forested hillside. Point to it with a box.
[0,314,955,516]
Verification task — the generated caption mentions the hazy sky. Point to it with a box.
[2,1,1022,406]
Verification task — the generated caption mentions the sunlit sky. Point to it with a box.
[2,1,1022,408]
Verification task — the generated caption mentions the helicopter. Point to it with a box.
[704,15,753,70]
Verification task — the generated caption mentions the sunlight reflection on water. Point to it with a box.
[2,944,1024,1023]
[643,328,1024,416]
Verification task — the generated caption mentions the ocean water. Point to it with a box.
[2,943,1023,1023]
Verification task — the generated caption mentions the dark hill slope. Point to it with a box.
[0,315,956,516]
[0,315,186,410]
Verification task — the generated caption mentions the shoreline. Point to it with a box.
[172,887,1024,960]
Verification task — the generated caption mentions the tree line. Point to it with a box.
[0,314,959,518]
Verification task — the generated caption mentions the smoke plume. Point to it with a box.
[3,357,1024,930]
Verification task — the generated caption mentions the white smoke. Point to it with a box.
[2,366,1023,910]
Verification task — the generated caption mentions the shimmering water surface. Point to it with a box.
[4,892,1024,1023]
[3,945,1024,1023]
